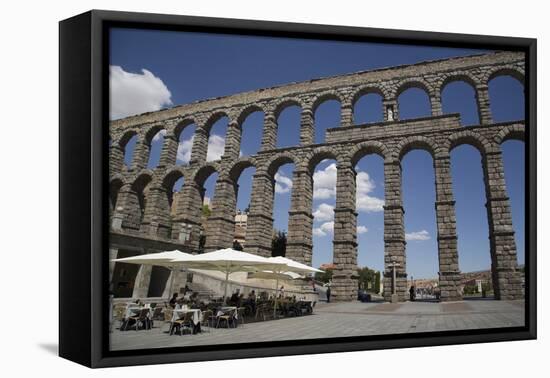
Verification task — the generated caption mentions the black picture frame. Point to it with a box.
[59,9,537,368]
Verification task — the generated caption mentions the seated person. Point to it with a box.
[189,292,200,307]
[229,289,240,305]
[169,293,178,309]
[175,297,188,309]
[237,293,244,307]
[245,291,257,313]
[183,284,191,295]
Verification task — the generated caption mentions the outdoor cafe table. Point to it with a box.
[170,308,202,334]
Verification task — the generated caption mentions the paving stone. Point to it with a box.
[110,300,525,351]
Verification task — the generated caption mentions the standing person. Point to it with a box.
[409,285,416,301]
[326,286,331,303]
[279,285,285,298]
[247,290,257,314]
[311,280,316,292]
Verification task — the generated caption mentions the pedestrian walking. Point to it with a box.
[409,285,416,301]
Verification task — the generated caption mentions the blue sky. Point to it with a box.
[110,28,525,277]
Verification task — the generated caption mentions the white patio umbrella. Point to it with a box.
[265,256,323,317]
[111,250,195,266]
[267,256,323,274]
[170,248,287,303]
[249,270,303,281]
[111,250,197,298]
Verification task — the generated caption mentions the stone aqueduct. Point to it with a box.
[109,51,525,302]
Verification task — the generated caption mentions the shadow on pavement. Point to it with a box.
[463,296,496,301]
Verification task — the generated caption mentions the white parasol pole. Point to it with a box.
[273,276,280,318]
[168,268,176,299]
[224,261,230,304]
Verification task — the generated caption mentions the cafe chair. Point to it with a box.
[161,308,174,334]
[150,306,164,326]
[126,308,150,331]
[216,310,234,328]
[237,307,246,327]
[201,310,213,333]
[172,311,194,336]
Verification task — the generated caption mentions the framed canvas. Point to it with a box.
[59,10,537,368]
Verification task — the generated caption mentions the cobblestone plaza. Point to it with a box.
[110,300,525,351]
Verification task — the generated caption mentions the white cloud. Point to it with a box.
[206,134,226,161]
[274,172,293,194]
[405,230,431,241]
[176,135,194,165]
[356,170,385,213]
[110,66,172,120]
[313,221,334,237]
[312,164,384,213]
[357,196,385,212]
[356,171,375,193]
[312,228,325,237]
[313,163,337,199]
[313,188,336,199]
[357,225,368,234]
[152,129,166,142]
[313,203,334,222]
[320,221,334,234]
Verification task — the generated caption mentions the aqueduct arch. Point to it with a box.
[109,51,525,302]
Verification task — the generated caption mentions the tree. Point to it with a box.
[233,239,243,251]
[463,284,477,295]
[314,269,333,284]
[271,230,287,257]
[202,204,211,217]
[481,281,492,298]
[357,266,377,292]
